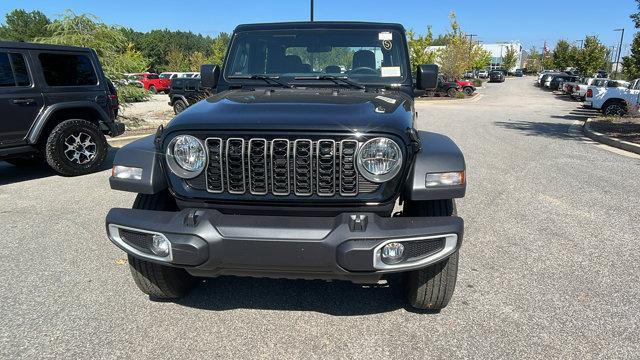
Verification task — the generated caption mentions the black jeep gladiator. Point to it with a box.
[106,22,466,310]
[0,41,124,175]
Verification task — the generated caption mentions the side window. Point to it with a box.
[9,53,31,86]
[0,52,15,86]
[38,53,98,86]
[0,52,31,87]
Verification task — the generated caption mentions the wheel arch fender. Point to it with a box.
[28,102,111,144]
[404,131,466,201]
[109,135,168,194]
[171,95,188,106]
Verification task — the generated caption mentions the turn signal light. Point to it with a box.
[425,171,465,187]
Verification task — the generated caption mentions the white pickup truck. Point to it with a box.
[584,79,638,115]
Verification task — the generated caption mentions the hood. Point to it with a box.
[166,88,414,141]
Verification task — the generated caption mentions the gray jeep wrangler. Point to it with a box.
[106,21,466,310]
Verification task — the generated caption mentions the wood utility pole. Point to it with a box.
[310,0,314,21]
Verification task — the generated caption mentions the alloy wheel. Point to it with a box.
[63,132,97,164]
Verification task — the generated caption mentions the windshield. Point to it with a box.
[224,29,408,85]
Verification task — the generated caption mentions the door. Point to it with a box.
[0,50,43,147]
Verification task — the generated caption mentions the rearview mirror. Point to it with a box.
[200,64,220,89]
[416,64,439,90]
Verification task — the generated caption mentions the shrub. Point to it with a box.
[472,78,482,87]
[456,91,466,99]
[118,85,151,103]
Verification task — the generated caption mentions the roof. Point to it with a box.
[0,40,92,52]
[234,21,405,32]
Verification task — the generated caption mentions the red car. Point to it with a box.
[455,80,476,96]
[127,73,171,94]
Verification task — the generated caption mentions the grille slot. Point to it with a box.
[248,139,268,195]
[294,139,313,196]
[271,139,291,195]
[205,138,224,193]
[339,140,358,196]
[226,138,246,194]
[316,139,336,196]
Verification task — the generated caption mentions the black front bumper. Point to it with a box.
[106,208,463,283]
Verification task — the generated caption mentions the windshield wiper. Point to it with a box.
[294,75,366,90]
[228,74,293,88]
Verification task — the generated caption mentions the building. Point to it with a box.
[426,42,525,72]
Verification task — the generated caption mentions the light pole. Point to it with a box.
[614,28,624,78]
[467,34,477,71]
[310,0,314,21]
[576,39,584,49]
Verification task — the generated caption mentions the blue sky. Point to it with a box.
[1,0,637,55]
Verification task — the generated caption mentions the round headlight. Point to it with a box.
[357,137,403,182]
[166,135,206,178]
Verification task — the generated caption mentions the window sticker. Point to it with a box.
[378,32,393,41]
[382,40,392,50]
[381,66,401,77]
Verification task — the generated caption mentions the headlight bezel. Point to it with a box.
[356,137,403,183]
[165,135,207,179]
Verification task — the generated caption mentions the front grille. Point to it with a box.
[197,136,381,197]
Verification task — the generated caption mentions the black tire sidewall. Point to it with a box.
[149,85,157,94]
[463,87,473,96]
[173,100,187,114]
[45,119,108,176]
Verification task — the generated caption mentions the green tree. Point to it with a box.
[437,12,473,78]
[166,48,188,71]
[631,0,640,28]
[188,51,207,71]
[0,9,51,41]
[552,39,578,70]
[525,47,542,73]
[575,36,607,76]
[541,51,554,70]
[470,45,491,71]
[622,32,640,79]
[407,27,437,72]
[209,32,230,66]
[501,45,518,72]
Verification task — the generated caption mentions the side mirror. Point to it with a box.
[200,64,220,89]
[416,64,439,90]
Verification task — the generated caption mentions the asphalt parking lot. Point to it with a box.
[1,78,639,359]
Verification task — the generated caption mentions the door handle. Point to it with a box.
[12,98,35,105]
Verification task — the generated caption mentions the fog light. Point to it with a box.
[381,242,405,264]
[112,165,143,180]
[150,234,171,257]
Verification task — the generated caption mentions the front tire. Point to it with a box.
[403,199,459,310]
[127,191,197,299]
[463,87,474,96]
[173,99,187,114]
[45,119,108,176]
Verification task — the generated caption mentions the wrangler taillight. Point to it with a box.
[586,89,593,98]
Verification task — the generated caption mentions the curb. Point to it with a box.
[583,118,640,155]
[107,133,152,148]
[416,93,483,103]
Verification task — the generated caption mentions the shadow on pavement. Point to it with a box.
[0,147,117,186]
[173,274,428,316]
[494,120,577,140]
